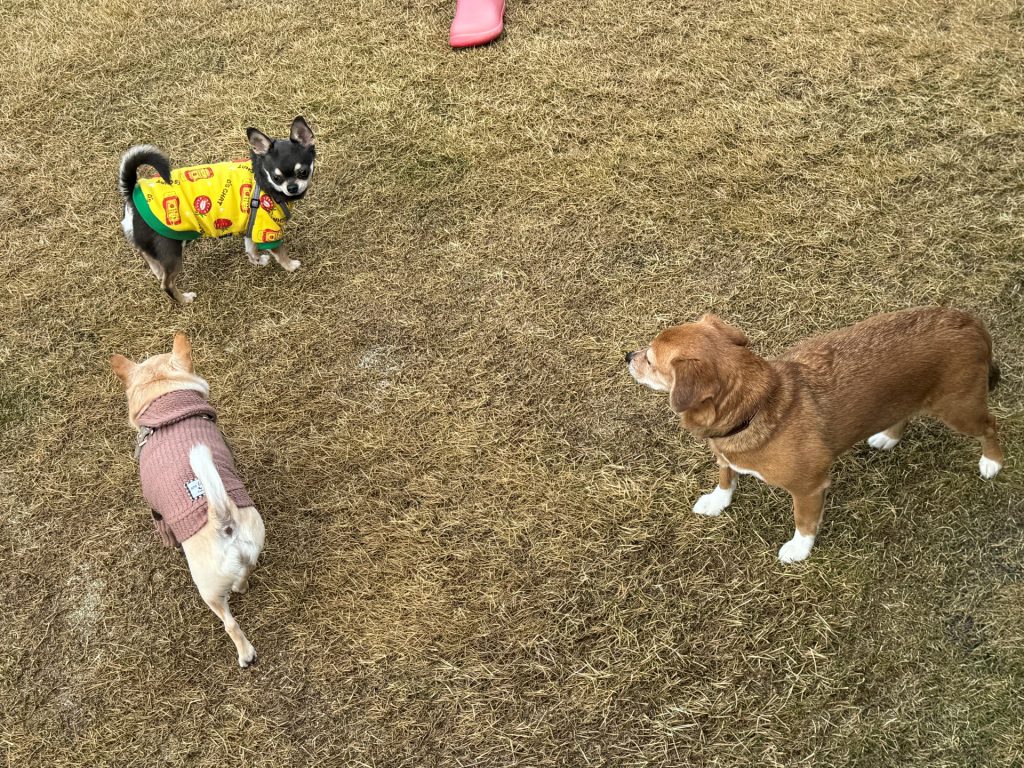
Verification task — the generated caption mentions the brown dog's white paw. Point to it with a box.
[778,532,815,563]
[692,482,735,516]
[867,432,900,450]
[180,291,196,304]
[239,646,258,668]
[979,456,1002,479]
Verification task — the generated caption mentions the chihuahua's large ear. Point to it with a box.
[699,314,748,346]
[110,354,136,386]
[171,333,193,372]
[247,128,273,156]
[669,358,718,414]
[290,116,315,147]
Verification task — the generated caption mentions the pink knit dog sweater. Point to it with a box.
[136,390,254,547]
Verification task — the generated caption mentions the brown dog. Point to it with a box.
[111,334,265,665]
[627,307,1004,562]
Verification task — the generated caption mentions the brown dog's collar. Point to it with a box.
[709,409,758,440]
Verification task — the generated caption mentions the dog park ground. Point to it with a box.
[1,0,1022,765]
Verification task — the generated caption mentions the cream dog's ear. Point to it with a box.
[171,333,193,372]
[110,354,136,386]
[699,314,748,346]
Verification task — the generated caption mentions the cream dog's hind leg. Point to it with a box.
[183,533,257,667]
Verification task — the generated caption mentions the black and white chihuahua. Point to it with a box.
[118,117,316,304]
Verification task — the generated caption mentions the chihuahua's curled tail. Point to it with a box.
[118,145,171,201]
[188,444,236,534]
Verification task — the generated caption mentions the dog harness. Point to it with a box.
[132,160,290,250]
[135,390,255,547]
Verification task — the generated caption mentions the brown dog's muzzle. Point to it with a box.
[626,348,649,382]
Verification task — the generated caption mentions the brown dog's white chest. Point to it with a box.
[715,448,767,482]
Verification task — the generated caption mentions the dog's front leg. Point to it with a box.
[269,243,301,273]
[778,486,827,563]
[245,237,270,267]
[693,465,736,516]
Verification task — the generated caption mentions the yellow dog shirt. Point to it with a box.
[132,160,289,250]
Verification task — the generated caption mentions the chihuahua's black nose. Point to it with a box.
[625,351,637,364]
[287,182,299,194]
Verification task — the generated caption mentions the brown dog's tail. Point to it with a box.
[970,312,1000,392]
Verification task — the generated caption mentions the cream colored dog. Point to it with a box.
[111,333,264,666]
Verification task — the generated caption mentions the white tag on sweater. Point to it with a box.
[185,478,206,500]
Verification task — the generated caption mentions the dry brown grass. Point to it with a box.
[1,0,1022,764]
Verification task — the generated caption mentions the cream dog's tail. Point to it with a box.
[189,444,235,532]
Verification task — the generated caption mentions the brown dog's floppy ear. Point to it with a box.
[171,333,193,372]
[109,354,135,385]
[669,358,718,414]
[699,314,748,346]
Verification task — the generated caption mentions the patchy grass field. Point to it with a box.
[1,0,1022,765]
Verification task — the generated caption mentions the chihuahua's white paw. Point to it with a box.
[778,532,815,564]
[283,259,301,273]
[979,456,1002,479]
[181,292,196,304]
[867,432,900,450]
[693,483,734,516]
